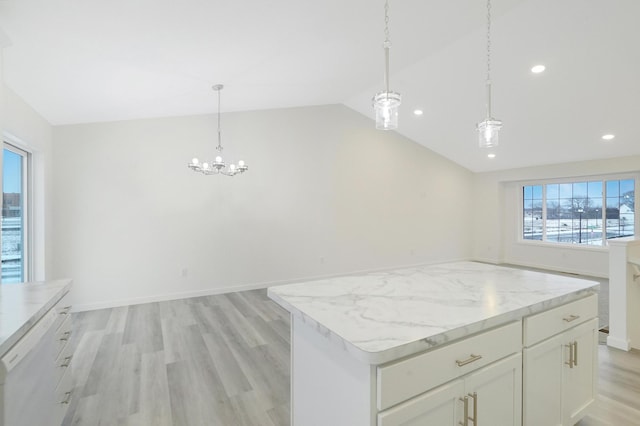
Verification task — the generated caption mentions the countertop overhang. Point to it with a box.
[268,261,599,364]
[0,279,72,357]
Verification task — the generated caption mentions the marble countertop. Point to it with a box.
[268,261,599,364]
[0,280,72,357]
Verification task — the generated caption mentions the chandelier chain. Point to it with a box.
[384,0,390,45]
[216,86,223,152]
[486,0,492,83]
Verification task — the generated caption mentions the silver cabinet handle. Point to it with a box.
[563,314,580,323]
[60,331,72,341]
[459,396,469,426]
[456,354,483,367]
[468,392,478,425]
[59,306,72,315]
[573,341,578,366]
[565,343,574,368]
[61,391,72,405]
[60,355,73,368]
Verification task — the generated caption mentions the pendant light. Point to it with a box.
[372,0,401,130]
[477,0,502,148]
[188,84,248,176]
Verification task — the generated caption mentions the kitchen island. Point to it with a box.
[268,261,600,426]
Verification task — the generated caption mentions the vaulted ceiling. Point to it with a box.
[0,0,638,172]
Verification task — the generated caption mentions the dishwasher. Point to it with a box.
[0,307,58,426]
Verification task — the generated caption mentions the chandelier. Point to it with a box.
[188,84,248,176]
[477,0,502,148]
[372,0,401,130]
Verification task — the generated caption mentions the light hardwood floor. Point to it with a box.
[64,289,640,425]
[63,290,290,426]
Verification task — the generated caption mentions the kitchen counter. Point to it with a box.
[268,261,599,364]
[0,280,72,357]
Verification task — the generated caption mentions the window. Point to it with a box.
[2,144,30,283]
[523,178,635,246]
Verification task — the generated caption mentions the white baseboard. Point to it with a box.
[607,335,631,351]
[500,259,608,279]
[72,281,270,312]
[72,256,472,312]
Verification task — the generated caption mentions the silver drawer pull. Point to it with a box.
[565,343,574,368]
[61,391,72,405]
[456,354,483,367]
[468,392,478,425]
[563,314,580,323]
[60,331,72,341]
[459,396,469,426]
[59,306,72,315]
[60,355,73,368]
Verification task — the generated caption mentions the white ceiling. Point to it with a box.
[0,0,638,172]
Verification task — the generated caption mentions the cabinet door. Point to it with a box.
[523,332,565,426]
[378,379,464,426]
[464,353,522,426]
[563,318,598,425]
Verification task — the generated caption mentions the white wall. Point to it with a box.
[473,156,640,277]
[53,104,474,310]
[1,78,54,280]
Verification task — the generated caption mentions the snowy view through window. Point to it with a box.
[2,148,25,284]
[523,179,635,245]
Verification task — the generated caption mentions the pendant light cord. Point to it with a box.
[485,0,493,118]
[384,0,390,94]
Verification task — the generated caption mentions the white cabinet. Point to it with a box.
[523,295,598,426]
[465,353,522,426]
[379,353,521,426]
[52,292,74,425]
[377,321,522,426]
[564,318,598,425]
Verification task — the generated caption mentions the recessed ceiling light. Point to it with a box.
[487,153,496,159]
[413,109,423,116]
[602,134,615,140]
[531,65,546,73]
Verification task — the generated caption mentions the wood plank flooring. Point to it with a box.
[63,290,290,426]
[64,289,640,426]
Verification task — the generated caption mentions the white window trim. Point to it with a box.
[517,172,639,250]
[2,137,34,282]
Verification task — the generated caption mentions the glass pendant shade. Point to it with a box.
[373,91,401,130]
[477,118,502,148]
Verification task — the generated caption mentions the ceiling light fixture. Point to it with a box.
[531,64,546,73]
[413,109,423,116]
[372,0,401,130]
[188,85,248,176]
[602,134,615,141]
[477,0,502,148]
[488,153,496,158]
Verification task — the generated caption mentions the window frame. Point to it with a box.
[518,173,638,249]
[2,141,33,283]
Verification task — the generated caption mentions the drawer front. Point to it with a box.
[524,294,597,347]
[53,368,74,426]
[54,339,74,386]
[377,321,522,411]
[52,292,72,332]
[55,314,73,358]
